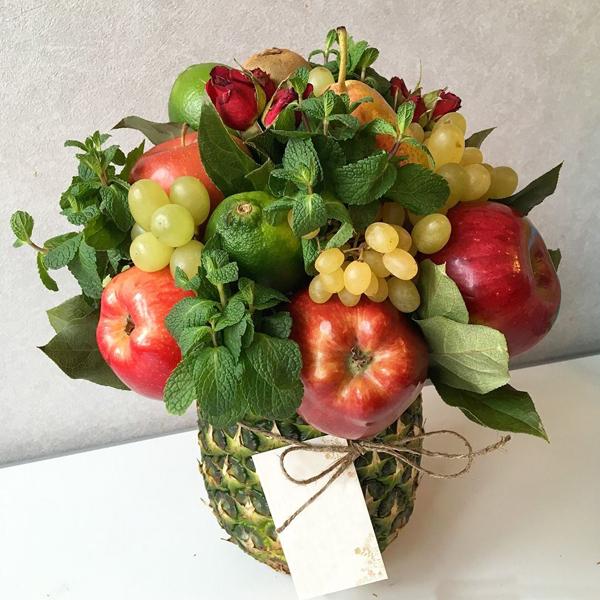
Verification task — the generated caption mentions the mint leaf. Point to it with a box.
[10,211,34,243]
[301,237,319,275]
[47,295,94,333]
[282,138,321,190]
[548,248,561,271]
[37,252,59,292]
[113,115,183,145]
[496,163,562,215]
[289,67,310,96]
[433,380,548,441]
[237,277,288,310]
[263,197,295,224]
[83,214,127,250]
[417,260,468,323]
[214,297,245,331]
[223,318,248,361]
[240,333,303,420]
[163,356,198,415]
[334,152,396,205]
[67,240,104,300]
[120,141,145,181]
[62,205,100,226]
[206,261,238,286]
[177,326,214,354]
[326,221,355,249]
[99,184,133,232]
[386,164,449,214]
[260,311,292,339]
[44,233,82,269]
[291,192,327,236]
[396,101,415,135]
[165,297,220,340]
[465,128,495,148]
[417,316,509,394]
[325,198,352,224]
[348,200,380,231]
[327,114,360,141]
[361,118,397,138]
[197,97,258,196]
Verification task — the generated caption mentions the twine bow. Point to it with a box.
[243,425,511,535]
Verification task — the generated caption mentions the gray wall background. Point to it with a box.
[1,0,599,465]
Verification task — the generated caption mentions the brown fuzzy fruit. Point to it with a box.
[242,48,309,85]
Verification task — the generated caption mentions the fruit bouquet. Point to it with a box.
[11,25,562,594]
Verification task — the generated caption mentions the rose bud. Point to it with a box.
[390,76,410,109]
[206,66,265,131]
[251,68,276,102]
[262,83,313,128]
[410,93,427,122]
[432,90,462,120]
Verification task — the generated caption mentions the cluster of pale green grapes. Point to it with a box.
[128,176,210,277]
[309,202,451,311]
[405,112,519,210]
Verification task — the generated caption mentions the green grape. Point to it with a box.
[388,278,421,313]
[365,222,399,253]
[488,166,519,198]
[367,276,388,302]
[407,210,424,226]
[460,147,483,166]
[169,176,211,226]
[425,124,465,167]
[381,202,406,226]
[405,122,425,142]
[437,163,468,209]
[338,288,361,307]
[462,164,492,201]
[362,249,390,278]
[315,247,345,274]
[150,204,195,247]
[481,163,494,174]
[320,268,345,293]
[131,223,146,240]
[434,112,467,134]
[308,66,335,97]
[382,249,418,280]
[364,271,379,297]
[390,224,412,251]
[128,179,170,230]
[169,239,204,279]
[309,275,332,304]
[130,232,173,272]
[411,214,452,254]
[344,261,372,295]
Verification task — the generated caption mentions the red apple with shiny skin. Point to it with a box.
[430,201,561,356]
[96,267,192,399]
[290,292,429,439]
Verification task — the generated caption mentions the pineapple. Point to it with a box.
[198,397,423,573]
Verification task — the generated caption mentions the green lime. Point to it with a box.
[205,191,305,293]
[168,63,219,129]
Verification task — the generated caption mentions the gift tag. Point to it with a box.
[253,435,387,599]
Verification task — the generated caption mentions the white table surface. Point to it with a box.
[1,355,599,600]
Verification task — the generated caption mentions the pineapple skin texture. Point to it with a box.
[198,397,424,573]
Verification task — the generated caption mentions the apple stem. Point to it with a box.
[180,123,188,147]
[336,26,348,92]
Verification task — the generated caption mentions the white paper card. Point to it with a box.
[253,436,387,599]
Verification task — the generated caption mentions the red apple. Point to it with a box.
[289,292,429,439]
[430,201,561,356]
[96,267,193,399]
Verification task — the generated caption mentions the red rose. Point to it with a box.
[262,84,313,128]
[206,66,262,131]
[390,76,410,109]
[409,94,427,122]
[251,68,276,102]
[432,90,462,120]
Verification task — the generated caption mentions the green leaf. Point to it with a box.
[334,152,396,205]
[163,356,198,415]
[282,138,321,190]
[245,159,274,192]
[223,318,248,361]
[348,201,380,231]
[291,192,327,236]
[214,297,246,332]
[301,237,319,275]
[10,211,34,243]
[62,205,100,226]
[177,326,214,354]
[47,295,94,333]
[263,197,296,224]
[433,380,548,441]
[206,261,239,286]
[197,97,258,196]
[299,97,326,120]
[416,316,509,394]
[44,233,82,270]
[289,66,310,96]
[396,101,415,136]
[37,252,59,292]
[496,163,563,215]
[417,260,468,323]
[386,163,449,214]
[326,221,355,249]
[67,240,104,300]
[465,128,495,148]
[165,297,220,340]
[40,310,128,390]
[239,333,303,420]
[195,347,245,426]
[327,114,360,141]
[83,214,127,250]
[113,115,183,145]
[548,248,561,271]
[99,185,133,231]
[260,311,292,339]
[361,118,397,138]
[119,141,145,181]
[237,277,288,310]
[356,47,379,71]
[325,198,352,223]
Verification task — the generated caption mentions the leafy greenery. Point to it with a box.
[385,163,449,214]
[113,115,184,145]
[464,127,495,148]
[548,248,562,271]
[417,260,468,323]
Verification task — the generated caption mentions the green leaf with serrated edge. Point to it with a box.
[44,232,79,249]
[197,97,258,196]
[289,66,309,96]
[361,118,397,138]
[44,233,82,269]
[37,252,59,292]
[206,262,238,286]
[548,248,561,271]
[357,47,379,71]
[67,240,104,300]
[214,297,245,332]
[165,298,220,340]
[291,192,327,237]
[386,163,449,214]
[196,346,245,427]
[326,221,355,249]
[245,159,273,192]
[163,356,198,415]
[416,316,509,394]
[40,310,128,390]
[237,277,288,310]
[327,114,360,140]
[62,205,100,226]
[396,101,415,136]
[433,380,548,441]
[113,116,183,145]
[465,128,495,148]
[282,138,321,189]
[417,260,469,323]
[260,311,292,339]
[300,97,326,120]
[119,141,145,181]
[177,326,213,354]
[239,333,303,420]
[347,38,369,73]
[223,318,247,361]
[313,135,345,180]
[322,91,336,117]
[99,185,133,231]
[301,237,319,275]
[47,295,94,333]
[325,198,352,223]
[495,163,562,216]
[242,314,255,348]
[263,197,295,225]
[348,200,380,231]
[10,211,34,242]
[83,214,127,250]
[334,152,396,205]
